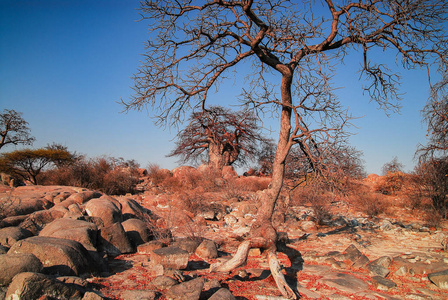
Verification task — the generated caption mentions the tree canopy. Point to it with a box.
[0,148,75,185]
[0,109,35,150]
[124,1,448,297]
[168,106,269,169]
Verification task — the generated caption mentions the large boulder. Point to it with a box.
[19,207,67,235]
[0,253,43,286]
[119,197,156,221]
[0,226,32,248]
[150,247,189,270]
[165,277,205,300]
[100,222,134,256]
[85,198,122,227]
[63,190,102,205]
[39,218,99,251]
[5,272,83,300]
[9,236,95,276]
[122,218,152,247]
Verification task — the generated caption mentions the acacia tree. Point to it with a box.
[0,109,35,150]
[0,148,75,185]
[168,106,267,170]
[124,1,448,297]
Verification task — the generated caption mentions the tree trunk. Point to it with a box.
[210,72,297,298]
[208,142,226,170]
[208,142,239,170]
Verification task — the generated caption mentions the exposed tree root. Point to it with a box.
[209,240,251,272]
[209,239,299,299]
[268,250,298,299]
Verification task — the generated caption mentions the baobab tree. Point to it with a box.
[168,106,268,170]
[0,109,35,150]
[124,1,448,297]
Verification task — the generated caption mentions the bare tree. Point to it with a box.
[168,106,267,170]
[418,92,448,158]
[0,109,35,150]
[124,1,448,297]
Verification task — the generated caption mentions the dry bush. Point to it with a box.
[374,171,405,195]
[291,182,332,226]
[355,191,387,218]
[147,163,173,188]
[0,190,19,222]
[40,156,140,195]
[423,209,443,229]
[177,192,208,215]
[221,178,246,202]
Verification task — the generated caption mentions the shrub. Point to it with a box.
[359,192,386,218]
[147,163,172,187]
[40,155,140,195]
[290,181,333,226]
[374,171,405,195]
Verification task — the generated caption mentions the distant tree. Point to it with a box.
[45,143,82,167]
[168,106,268,170]
[382,157,404,175]
[0,109,35,150]
[124,1,448,297]
[0,148,75,185]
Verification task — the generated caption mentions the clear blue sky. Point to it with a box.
[0,0,435,174]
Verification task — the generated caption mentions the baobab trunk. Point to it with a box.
[208,142,239,170]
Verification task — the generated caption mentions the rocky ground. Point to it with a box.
[1,170,448,300]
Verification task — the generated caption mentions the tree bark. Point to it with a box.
[210,73,298,299]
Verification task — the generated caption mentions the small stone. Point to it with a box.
[120,290,158,300]
[195,240,218,259]
[209,288,236,300]
[371,276,397,291]
[137,241,165,254]
[151,275,178,290]
[151,247,189,269]
[165,277,204,300]
[249,248,262,256]
[428,269,448,289]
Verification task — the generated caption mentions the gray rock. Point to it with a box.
[342,244,362,263]
[5,272,83,300]
[151,247,189,269]
[20,208,66,235]
[85,198,122,227]
[9,236,94,276]
[371,275,397,291]
[366,256,391,277]
[82,291,107,300]
[0,226,32,248]
[151,275,178,290]
[209,288,236,300]
[165,277,204,300]
[366,263,390,277]
[137,240,165,254]
[121,289,158,300]
[0,253,43,286]
[352,254,370,269]
[319,273,369,294]
[119,197,153,221]
[100,222,134,256]
[171,238,200,254]
[39,218,99,251]
[428,269,448,289]
[195,239,218,259]
[122,218,152,246]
